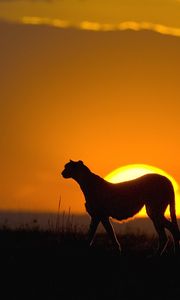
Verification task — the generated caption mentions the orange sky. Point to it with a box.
[1,1,180,29]
[0,1,180,215]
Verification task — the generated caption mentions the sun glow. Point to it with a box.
[105,164,180,217]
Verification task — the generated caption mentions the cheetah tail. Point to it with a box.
[170,190,180,237]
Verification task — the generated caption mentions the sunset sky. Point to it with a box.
[1,0,180,216]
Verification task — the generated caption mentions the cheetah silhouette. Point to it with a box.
[61,160,180,255]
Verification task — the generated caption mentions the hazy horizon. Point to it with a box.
[1,210,180,237]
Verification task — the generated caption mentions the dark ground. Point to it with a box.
[0,229,180,300]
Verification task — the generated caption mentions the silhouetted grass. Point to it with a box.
[0,211,180,300]
[0,225,180,300]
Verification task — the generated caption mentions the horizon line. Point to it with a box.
[0,209,180,219]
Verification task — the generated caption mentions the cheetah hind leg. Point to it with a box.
[152,219,169,256]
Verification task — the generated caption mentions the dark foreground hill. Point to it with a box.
[0,229,180,300]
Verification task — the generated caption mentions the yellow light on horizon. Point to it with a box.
[105,164,180,218]
[20,17,180,37]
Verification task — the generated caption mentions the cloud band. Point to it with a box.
[20,16,180,37]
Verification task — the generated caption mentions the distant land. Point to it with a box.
[1,211,179,236]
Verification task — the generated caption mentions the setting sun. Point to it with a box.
[105,164,180,217]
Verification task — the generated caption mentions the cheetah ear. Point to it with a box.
[78,160,84,165]
[70,159,73,162]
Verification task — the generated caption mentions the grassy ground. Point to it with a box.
[0,228,180,300]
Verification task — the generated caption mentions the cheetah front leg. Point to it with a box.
[87,216,100,246]
[101,217,121,252]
